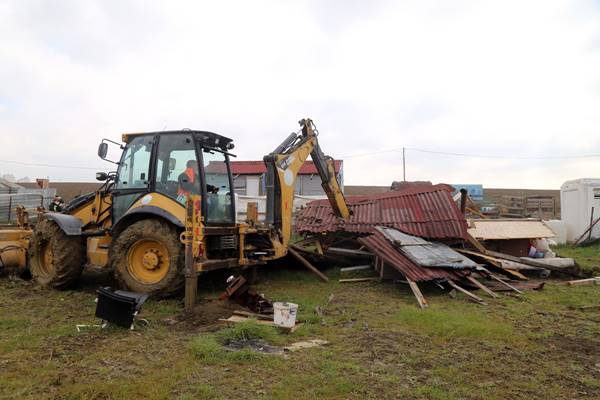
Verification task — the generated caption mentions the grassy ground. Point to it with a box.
[1,258,599,399]
[554,244,600,276]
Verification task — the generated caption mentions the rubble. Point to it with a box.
[294,183,577,308]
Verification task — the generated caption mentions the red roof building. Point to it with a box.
[226,160,344,197]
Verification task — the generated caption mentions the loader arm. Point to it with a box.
[263,118,350,249]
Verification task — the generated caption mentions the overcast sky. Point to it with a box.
[1,0,599,188]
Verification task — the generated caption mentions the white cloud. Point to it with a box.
[0,0,599,188]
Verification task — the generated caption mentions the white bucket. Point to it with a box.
[273,302,298,328]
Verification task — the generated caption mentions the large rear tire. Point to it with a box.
[111,219,184,297]
[29,219,84,288]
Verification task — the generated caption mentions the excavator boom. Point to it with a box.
[263,118,350,248]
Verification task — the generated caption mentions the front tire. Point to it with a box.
[111,219,184,297]
[29,219,84,288]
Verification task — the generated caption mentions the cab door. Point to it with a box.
[112,135,155,222]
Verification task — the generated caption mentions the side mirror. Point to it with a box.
[98,142,108,159]
[96,172,108,181]
[168,157,177,171]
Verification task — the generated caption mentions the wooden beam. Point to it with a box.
[487,273,523,294]
[314,240,324,255]
[406,278,429,309]
[339,277,379,283]
[566,277,600,286]
[447,280,487,305]
[466,276,499,298]
[288,247,329,282]
[340,265,372,272]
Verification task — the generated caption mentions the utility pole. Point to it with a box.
[402,147,406,181]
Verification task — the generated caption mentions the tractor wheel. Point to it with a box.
[29,219,84,288]
[111,219,184,297]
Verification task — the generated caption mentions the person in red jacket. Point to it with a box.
[177,160,199,203]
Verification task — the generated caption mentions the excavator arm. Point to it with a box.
[263,118,350,249]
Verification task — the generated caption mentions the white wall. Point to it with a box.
[561,178,600,242]
[246,176,260,197]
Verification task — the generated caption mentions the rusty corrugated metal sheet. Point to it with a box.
[358,230,470,282]
[295,184,468,240]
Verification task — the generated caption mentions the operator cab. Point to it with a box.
[100,130,236,226]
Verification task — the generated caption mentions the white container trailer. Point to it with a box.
[560,178,600,242]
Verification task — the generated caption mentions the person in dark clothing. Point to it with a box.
[177,160,199,203]
[48,195,64,212]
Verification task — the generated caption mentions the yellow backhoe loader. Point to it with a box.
[0,119,349,299]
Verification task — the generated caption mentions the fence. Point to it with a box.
[0,189,56,224]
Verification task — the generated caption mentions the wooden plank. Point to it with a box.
[565,277,600,286]
[339,277,380,283]
[466,233,488,254]
[232,310,273,321]
[340,265,372,272]
[466,276,499,298]
[288,246,329,282]
[485,250,576,273]
[314,240,324,255]
[446,280,487,305]
[219,315,303,333]
[573,215,600,246]
[325,247,374,257]
[487,273,523,294]
[406,277,429,309]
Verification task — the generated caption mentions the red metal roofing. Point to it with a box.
[358,230,469,282]
[295,184,468,240]
[229,160,342,175]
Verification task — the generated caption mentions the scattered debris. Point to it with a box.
[223,338,329,355]
[284,339,329,352]
[339,277,379,283]
[565,277,600,286]
[219,275,273,314]
[219,314,303,333]
[339,265,372,273]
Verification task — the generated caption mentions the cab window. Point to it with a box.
[116,136,153,189]
[155,134,199,203]
[203,149,234,224]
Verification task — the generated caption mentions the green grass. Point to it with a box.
[393,306,516,343]
[1,259,600,399]
[553,243,600,276]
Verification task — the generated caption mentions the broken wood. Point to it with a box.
[573,214,600,246]
[487,273,523,294]
[232,310,273,321]
[314,240,324,255]
[325,247,373,257]
[565,277,600,286]
[466,276,499,298]
[289,246,329,282]
[447,280,487,305]
[219,315,303,333]
[406,277,429,309]
[340,265,372,273]
[339,277,379,283]
[485,250,577,274]
[579,304,600,310]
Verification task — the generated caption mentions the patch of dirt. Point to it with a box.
[170,298,244,331]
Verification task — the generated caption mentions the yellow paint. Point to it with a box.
[71,192,113,229]
[127,238,170,284]
[128,192,185,226]
[86,236,111,267]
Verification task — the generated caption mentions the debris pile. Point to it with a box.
[294,184,577,308]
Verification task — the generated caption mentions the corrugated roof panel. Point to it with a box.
[358,230,469,282]
[295,184,468,240]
